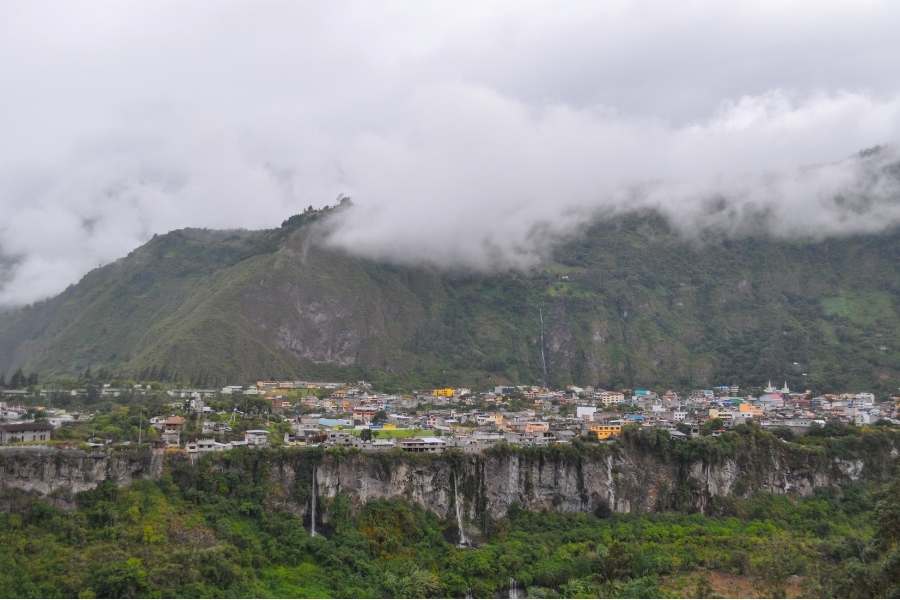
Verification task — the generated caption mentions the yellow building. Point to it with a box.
[738,403,763,418]
[590,424,622,440]
[432,388,455,398]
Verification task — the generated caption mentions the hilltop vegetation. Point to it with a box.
[1,459,898,598]
[1,207,898,393]
[1,425,898,598]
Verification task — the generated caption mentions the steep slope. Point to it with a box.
[1,210,899,392]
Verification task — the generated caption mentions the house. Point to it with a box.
[589,423,622,440]
[738,403,764,420]
[366,439,397,451]
[524,421,550,434]
[353,406,379,423]
[598,391,625,405]
[326,431,358,447]
[195,439,229,452]
[576,406,597,420]
[0,422,53,444]
[400,437,446,453]
[162,415,186,447]
[244,430,269,447]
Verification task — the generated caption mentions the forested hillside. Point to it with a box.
[1,426,899,598]
[1,208,898,393]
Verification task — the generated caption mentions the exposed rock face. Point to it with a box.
[2,433,896,527]
[299,440,892,526]
[0,446,163,508]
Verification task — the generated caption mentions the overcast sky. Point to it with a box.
[3,0,900,304]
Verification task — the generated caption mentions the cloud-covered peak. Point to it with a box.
[2,1,900,303]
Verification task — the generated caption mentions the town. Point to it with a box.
[1,375,898,453]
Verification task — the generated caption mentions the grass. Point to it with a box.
[371,429,433,439]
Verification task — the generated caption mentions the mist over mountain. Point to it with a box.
[3,2,900,304]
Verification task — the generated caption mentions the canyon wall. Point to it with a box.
[0,445,163,508]
[2,430,897,528]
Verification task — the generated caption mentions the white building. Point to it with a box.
[576,406,597,420]
[244,430,269,447]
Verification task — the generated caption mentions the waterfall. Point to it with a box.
[606,454,616,512]
[509,577,520,599]
[310,465,317,537]
[538,307,548,388]
[453,472,468,547]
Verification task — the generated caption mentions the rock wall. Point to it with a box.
[217,431,899,536]
[0,445,163,508]
[1,431,896,525]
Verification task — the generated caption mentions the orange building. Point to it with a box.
[590,423,622,440]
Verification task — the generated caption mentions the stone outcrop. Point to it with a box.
[1,431,896,529]
[0,445,163,508]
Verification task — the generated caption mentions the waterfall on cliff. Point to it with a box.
[310,464,317,537]
[606,454,616,512]
[453,471,468,546]
[509,577,520,599]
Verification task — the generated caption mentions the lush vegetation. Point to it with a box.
[1,454,898,598]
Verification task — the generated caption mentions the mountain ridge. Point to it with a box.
[1,208,899,393]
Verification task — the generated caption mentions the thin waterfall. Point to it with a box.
[310,464,317,537]
[509,577,520,599]
[539,307,548,388]
[453,472,468,546]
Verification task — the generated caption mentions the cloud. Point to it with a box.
[323,87,900,269]
[1,1,900,304]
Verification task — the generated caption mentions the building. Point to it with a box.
[400,437,447,453]
[161,415,186,447]
[576,406,597,420]
[589,423,622,440]
[599,391,625,405]
[0,422,53,444]
[738,403,764,420]
[524,421,550,434]
[244,430,269,447]
[326,431,358,447]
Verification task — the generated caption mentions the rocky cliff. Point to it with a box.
[288,430,896,533]
[0,445,163,508]
[2,430,897,531]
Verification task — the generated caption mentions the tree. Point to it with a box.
[701,418,724,436]
[10,368,25,389]
[372,410,388,425]
[360,428,373,442]
[89,557,149,598]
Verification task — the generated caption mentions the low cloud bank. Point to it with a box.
[2,88,900,306]
[323,88,900,270]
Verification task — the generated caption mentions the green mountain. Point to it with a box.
[1,207,899,393]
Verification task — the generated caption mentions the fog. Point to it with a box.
[2,1,900,304]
